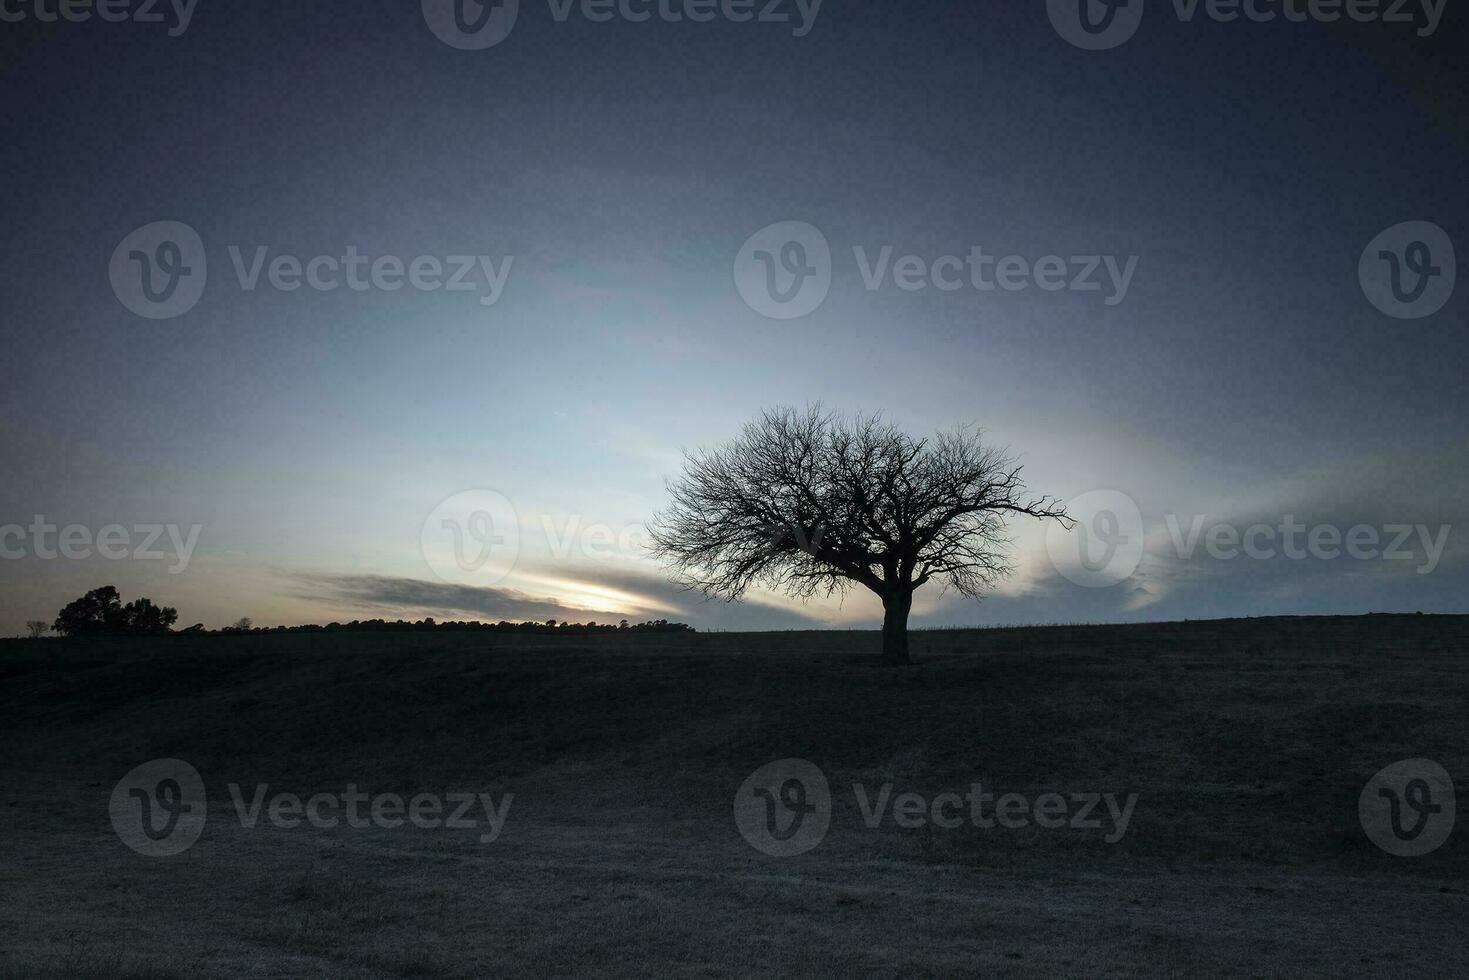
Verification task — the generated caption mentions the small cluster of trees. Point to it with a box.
[49,586,178,637]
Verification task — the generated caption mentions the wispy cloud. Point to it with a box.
[282,572,602,622]
[278,568,828,630]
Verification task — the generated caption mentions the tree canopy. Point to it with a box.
[651,406,1072,663]
[52,586,179,636]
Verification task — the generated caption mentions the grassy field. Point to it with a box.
[1,616,1465,978]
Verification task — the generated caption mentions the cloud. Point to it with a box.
[918,454,1469,627]
[281,572,599,622]
[278,567,828,630]
[921,523,1469,627]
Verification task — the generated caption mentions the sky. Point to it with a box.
[1,1,1466,634]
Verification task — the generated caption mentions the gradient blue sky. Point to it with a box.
[2,1,1465,633]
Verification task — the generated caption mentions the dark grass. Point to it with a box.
[1,615,1465,977]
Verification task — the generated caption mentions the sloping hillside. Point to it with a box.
[1,616,1465,977]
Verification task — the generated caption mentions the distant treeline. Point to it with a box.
[186,617,696,636]
[31,587,697,639]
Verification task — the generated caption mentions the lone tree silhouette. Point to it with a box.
[651,406,1072,665]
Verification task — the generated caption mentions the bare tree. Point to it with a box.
[650,406,1072,665]
[25,620,49,639]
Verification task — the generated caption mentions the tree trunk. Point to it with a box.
[881,591,913,666]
